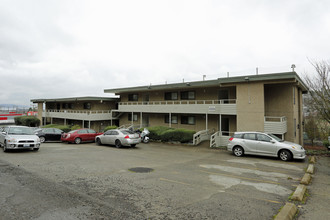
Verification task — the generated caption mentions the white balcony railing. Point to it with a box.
[42,109,115,121]
[264,116,287,135]
[118,99,237,115]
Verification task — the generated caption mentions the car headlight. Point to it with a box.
[291,146,296,149]
[8,138,17,143]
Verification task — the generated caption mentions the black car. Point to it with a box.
[36,128,64,143]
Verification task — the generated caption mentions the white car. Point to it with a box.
[0,126,41,152]
[95,129,141,148]
[227,132,305,161]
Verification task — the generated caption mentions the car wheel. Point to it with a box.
[3,141,8,152]
[233,146,244,157]
[279,150,292,161]
[131,144,136,148]
[115,140,122,148]
[40,136,46,143]
[96,138,102,145]
[74,138,82,144]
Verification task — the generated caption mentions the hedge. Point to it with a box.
[147,126,195,143]
[14,116,40,127]
[42,124,71,133]
[104,125,118,132]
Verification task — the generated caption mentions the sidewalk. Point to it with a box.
[298,156,330,219]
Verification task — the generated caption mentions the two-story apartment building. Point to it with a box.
[31,96,119,131]
[104,72,308,145]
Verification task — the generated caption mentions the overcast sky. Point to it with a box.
[1,0,329,107]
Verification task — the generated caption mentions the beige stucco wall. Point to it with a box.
[118,86,236,103]
[236,82,265,132]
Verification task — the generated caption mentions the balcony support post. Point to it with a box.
[64,118,66,126]
[206,113,208,130]
[219,114,222,135]
[140,112,143,128]
[169,113,171,128]
[89,120,91,129]
[82,120,84,128]
[131,112,133,126]
[51,117,53,124]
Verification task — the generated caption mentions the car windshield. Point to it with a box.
[268,133,284,142]
[8,127,35,135]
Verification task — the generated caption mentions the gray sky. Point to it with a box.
[1,0,329,106]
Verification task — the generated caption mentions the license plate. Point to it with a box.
[24,144,30,147]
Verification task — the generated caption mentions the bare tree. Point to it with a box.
[304,60,330,124]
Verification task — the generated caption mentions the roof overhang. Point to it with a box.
[104,72,309,94]
[31,96,119,103]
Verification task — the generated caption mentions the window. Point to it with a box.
[128,113,138,121]
[233,133,243,139]
[83,103,91,109]
[181,116,195,125]
[164,92,178,100]
[87,129,96,134]
[165,115,178,124]
[78,129,88,134]
[257,134,271,142]
[180,91,195,100]
[128,94,139,101]
[243,133,256,140]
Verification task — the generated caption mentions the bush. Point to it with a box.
[147,126,174,140]
[147,126,195,143]
[71,125,81,131]
[323,140,330,148]
[161,128,195,143]
[42,124,71,133]
[104,125,118,132]
[15,116,40,127]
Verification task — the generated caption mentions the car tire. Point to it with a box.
[40,136,46,143]
[279,150,292,161]
[3,141,8,152]
[131,144,136,148]
[74,138,82,144]
[233,146,244,157]
[96,138,102,145]
[115,140,122,148]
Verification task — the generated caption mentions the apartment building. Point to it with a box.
[104,72,308,145]
[31,96,119,131]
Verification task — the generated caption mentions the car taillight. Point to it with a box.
[124,135,129,139]
[229,137,233,141]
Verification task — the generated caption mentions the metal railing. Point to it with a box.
[45,109,112,114]
[264,116,287,122]
[193,129,211,145]
[119,99,236,106]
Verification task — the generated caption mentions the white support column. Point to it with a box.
[206,113,208,130]
[88,121,91,129]
[140,112,143,128]
[82,120,84,128]
[169,113,171,128]
[131,112,134,126]
[219,114,222,135]
[111,119,112,126]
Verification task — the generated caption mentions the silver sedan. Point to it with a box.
[95,129,141,148]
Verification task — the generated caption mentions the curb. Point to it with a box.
[291,184,307,201]
[300,173,312,185]
[274,203,297,220]
[310,156,316,164]
[306,164,314,174]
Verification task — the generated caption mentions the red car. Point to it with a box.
[61,129,103,144]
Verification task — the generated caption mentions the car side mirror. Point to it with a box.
[2,132,6,135]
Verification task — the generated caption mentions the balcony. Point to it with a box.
[264,116,287,135]
[118,99,237,115]
[42,110,116,121]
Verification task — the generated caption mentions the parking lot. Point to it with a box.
[0,142,307,219]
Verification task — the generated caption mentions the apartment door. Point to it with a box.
[143,94,149,104]
[221,117,229,136]
[218,90,229,103]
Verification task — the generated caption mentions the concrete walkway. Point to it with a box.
[298,156,330,219]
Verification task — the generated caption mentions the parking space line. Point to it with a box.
[199,170,281,185]
[159,178,191,186]
[223,191,282,204]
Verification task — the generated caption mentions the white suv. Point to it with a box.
[227,132,305,161]
[0,126,41,152]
